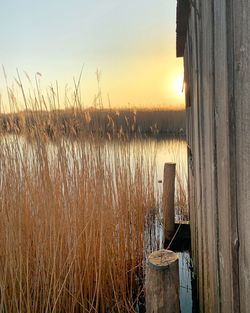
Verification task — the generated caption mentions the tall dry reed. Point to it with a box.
[0,72,188,312]
[0,133,156,312]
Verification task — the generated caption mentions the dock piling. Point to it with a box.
[162,163,176,242]
[146,249,180,313]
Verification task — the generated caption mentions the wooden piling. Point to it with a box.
[162,163,176,241]
[146,249,180,313]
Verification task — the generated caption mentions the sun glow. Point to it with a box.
[173,74,184,99]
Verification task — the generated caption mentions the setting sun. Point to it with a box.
[173,74,184,99]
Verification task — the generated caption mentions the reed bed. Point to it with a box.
[0,73,188,312]
[0,133,156,313]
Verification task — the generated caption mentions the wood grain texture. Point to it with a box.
[213,1,235,312]
[233,1,250,312]
[145,250,180,313]
[180,0,250,312]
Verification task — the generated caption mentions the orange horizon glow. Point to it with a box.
[0,60,186,113]
[1,1,184,112]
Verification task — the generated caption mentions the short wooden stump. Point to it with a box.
[146,249,180,313]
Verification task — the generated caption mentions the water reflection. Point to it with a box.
[1,135,187,197]
[178,251,193,313]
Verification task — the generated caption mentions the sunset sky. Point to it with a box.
[0,0,184,110]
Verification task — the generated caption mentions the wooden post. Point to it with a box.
[146,249,180,313]
[163,163,176,241]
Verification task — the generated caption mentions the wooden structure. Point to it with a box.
[146,250,180,313]
[162,163,176,241]
[176,1,250,312]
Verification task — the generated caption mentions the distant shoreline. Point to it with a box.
[0,108,186,139]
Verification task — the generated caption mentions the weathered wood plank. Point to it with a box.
[234,1,250,312]
[213,0,234,312]
[180,0,250,312]
[200,1,220,310]
[214,0,240,312]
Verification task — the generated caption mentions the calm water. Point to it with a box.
[178,251,194,313]
[3,135,188,196]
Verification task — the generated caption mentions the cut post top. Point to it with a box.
[147,249,178,271]
[164,162,176,166]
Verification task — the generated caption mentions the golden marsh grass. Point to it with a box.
[0,134,156,312]
[0,73,188,312]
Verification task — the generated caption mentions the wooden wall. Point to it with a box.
[184,1,250,312]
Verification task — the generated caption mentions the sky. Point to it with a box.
[0,0,184,110]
